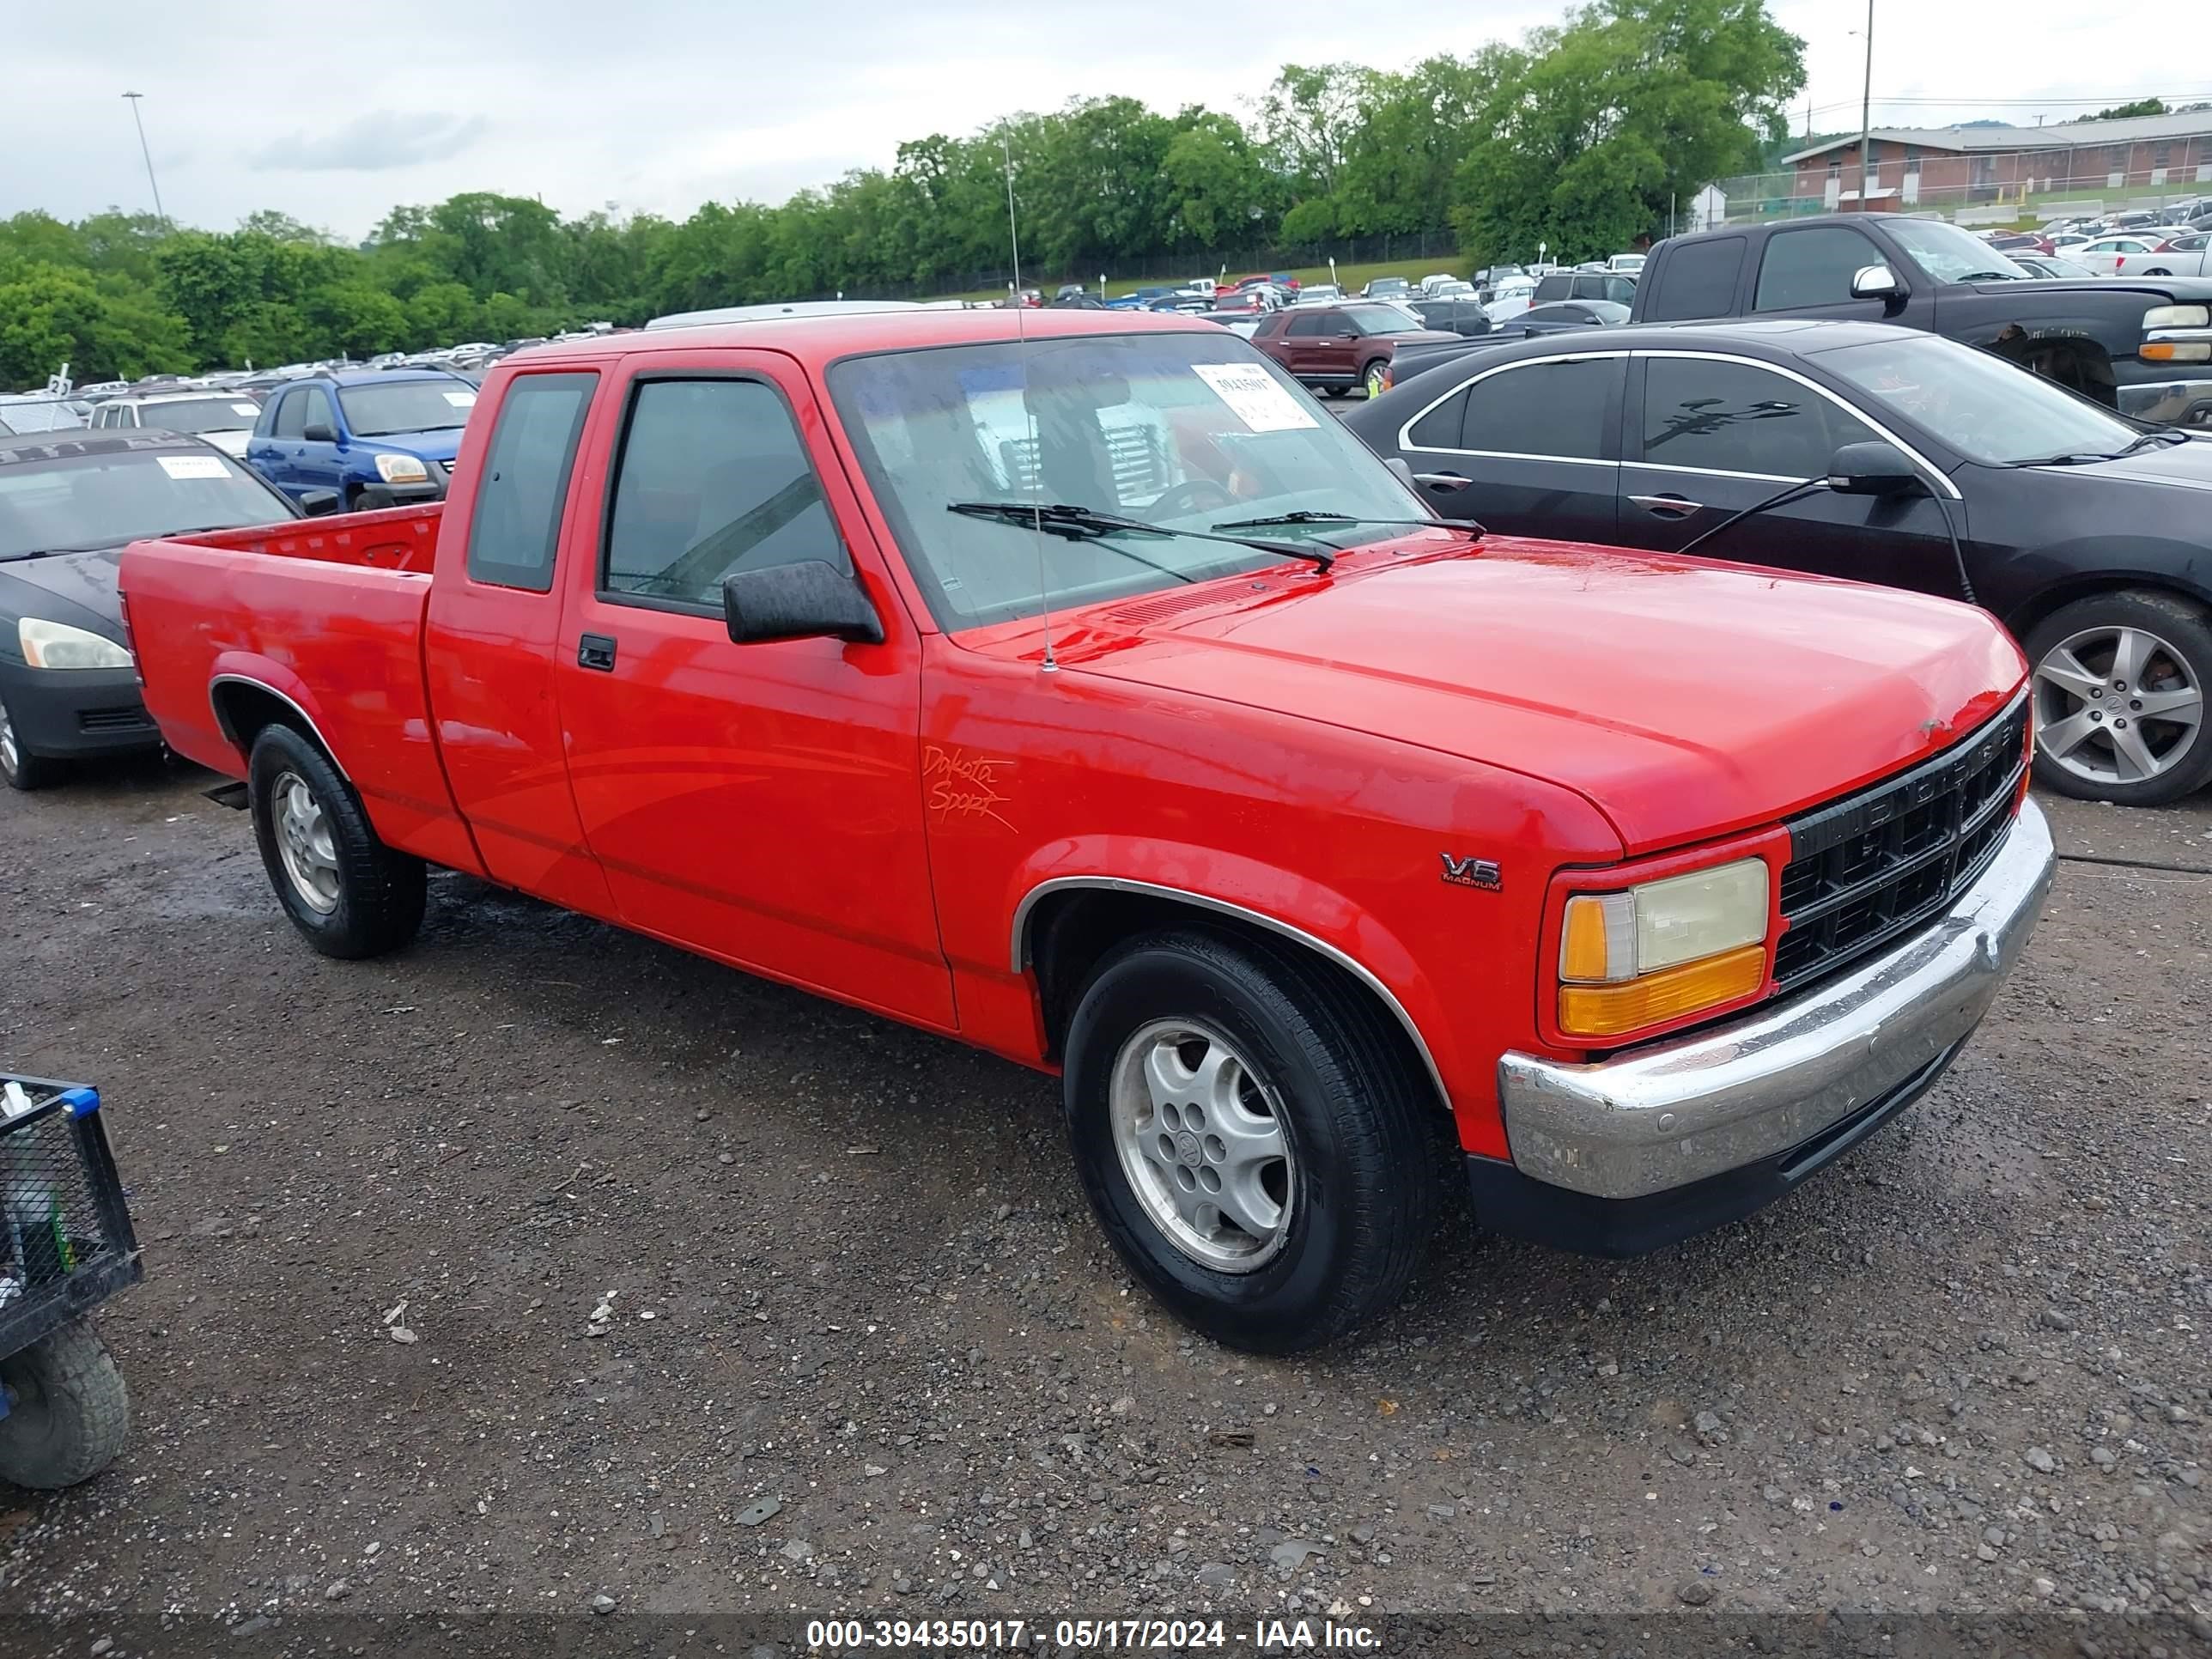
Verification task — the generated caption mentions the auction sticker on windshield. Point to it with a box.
[1193,363,1318,433]
[156,455,232,481]
[441,391,477,408]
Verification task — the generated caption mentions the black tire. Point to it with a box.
[0,1321,128,1490]
[248,722,426,957]
[0,696,59,792]
[352,483,398,512]
[1062,928,1440,1352]
[2026,590,2212,806]
[2145,268,2173,276]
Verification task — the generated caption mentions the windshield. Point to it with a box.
[827,331,1421,628]
[1885,218,2032,283]
[1819,334,2142,465]
[337,379,477,437]
[0,448,289,559]
[142,397,261,435]
[1364,278,1408,294]
[0,400,86,435]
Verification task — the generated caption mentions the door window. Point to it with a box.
[299,386,336,436]
[270,389,308,440]
[1413,357,1619,459]
[1753,227,1882,310]
[602,378,846,610]
[1639,356,1876,479]
[465,371,598,593]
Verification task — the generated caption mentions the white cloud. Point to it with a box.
[3,0,2194,238]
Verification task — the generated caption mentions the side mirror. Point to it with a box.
[302,422,336,443]
[1850,263,1905,301]
[723,560,883,647]
[1826,441,1921,496]
[298,489,342,517]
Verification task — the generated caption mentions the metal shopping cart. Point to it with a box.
[0,1074,141,1489]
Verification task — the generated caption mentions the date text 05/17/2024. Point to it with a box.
[803,1618,1384,1650]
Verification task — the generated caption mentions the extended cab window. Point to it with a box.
[1640,356,1875,479]
[1753,227,1881,311]
[603,378,845,609]
[1644,237,1745,321]
[465,371,597,592]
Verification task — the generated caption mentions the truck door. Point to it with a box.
[550,349,954,1030]
[1747,224,1935,329]
[422,366,618,919]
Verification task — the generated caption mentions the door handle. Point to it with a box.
[1630,493,1704,517]
[1414,471,1472,492]
[577,634,617,672]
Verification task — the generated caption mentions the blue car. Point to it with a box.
[245,369,478,511]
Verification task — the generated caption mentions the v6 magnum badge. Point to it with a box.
[1439,853,1502,891]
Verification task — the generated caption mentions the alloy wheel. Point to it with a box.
[2033,624,2205,787]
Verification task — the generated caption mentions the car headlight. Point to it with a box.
[1556,857,1770,1039]
[374,453,430,485]
[2144,304,2210,331]
[18,617,133,672]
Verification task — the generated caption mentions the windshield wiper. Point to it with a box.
[947,501,1337,571]
[1953,270,2021,283]
[1213,509,1486,539]
[2000,452,2123,468]
[2116,428,2189,455]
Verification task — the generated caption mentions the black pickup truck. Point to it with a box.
[1627,213,2212,428]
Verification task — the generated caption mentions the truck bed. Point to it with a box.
[118,503,481,873]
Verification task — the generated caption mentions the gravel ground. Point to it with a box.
[0,760,2203,1653]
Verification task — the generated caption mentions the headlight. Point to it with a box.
[18,617,133,672]
[2143,304,2210,331]
[1556,857,1770,1039]
[374,453,430,485]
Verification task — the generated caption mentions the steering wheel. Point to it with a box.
[1149,477,1237,518]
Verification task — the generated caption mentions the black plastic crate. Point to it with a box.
[0,1075,141,1361]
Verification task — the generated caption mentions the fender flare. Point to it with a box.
[208,661,353,782]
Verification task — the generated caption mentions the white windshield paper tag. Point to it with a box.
[1193,363,1318,433]
[230,403,258,416]
[157,454,232,481]
[441,390,477,408]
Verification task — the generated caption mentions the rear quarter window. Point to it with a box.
[1645,237,1747,321]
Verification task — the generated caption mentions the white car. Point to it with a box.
[1180,278,1218,298]
[2072,235,2165,276]
[1292,284,1345,306]
[2133,229,2212,276]
[1416,273,1463,295]
[1484,278,1539,323]
[1607,252,1646,273]
[83,389,264,458]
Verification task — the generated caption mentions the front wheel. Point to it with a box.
[2027,590,2212,805]
[1062,929,1440,1352]
[0,697,58,792]
[249,722,426,957]
[1364,362,1389,398]
[0,1321,128,1490]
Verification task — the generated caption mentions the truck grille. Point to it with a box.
[1771,693,2030,994]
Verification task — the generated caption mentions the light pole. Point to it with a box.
[121,91,166,224]
[1855,0,1874,211]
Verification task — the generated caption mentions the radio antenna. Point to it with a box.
[1001,125,1057,674]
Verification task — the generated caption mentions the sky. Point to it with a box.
[3,0,2188,241]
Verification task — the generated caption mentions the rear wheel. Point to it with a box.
[0,697,58,792]
[248,722,426,957]
[0,1321,128,1490]
[1363,361,1389,398]
[2027,591,2212,805]
[1062,929,1439,1352]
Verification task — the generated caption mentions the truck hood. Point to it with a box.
[1055,538,2026,855]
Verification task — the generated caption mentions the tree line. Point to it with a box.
[0,0,1802,387]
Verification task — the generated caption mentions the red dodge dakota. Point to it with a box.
[121,309,2055,1351]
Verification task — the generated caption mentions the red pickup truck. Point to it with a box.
[121,309,2055,1352]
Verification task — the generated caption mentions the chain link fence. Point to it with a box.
[1700,145,2212,232]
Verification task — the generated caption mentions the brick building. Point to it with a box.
[1782,110,2212,210]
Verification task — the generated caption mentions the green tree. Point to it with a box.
[2081,97,2165,121]
[1162,112,1274,248]
[0,264,191,385]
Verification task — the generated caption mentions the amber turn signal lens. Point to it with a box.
[1556,945,1766,1039]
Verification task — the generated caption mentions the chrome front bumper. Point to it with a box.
[1497,798,2055,1201]
[2118,374,2212,428]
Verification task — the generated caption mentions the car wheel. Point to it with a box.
[1364,362,1389,398]
[2027,590,2212,805]
[0,696,58,792]
[248,722,427,957]
[0,1320,128,1490]
[1061,928,1440,1352]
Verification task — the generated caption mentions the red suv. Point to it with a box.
[1252,301,1462,398]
